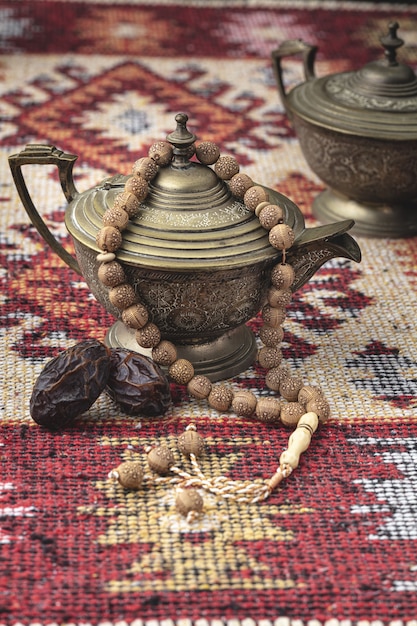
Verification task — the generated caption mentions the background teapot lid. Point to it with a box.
[289,22,417,139]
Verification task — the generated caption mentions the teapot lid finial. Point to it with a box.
[381,21,403,67]
[165,112,197,167]
[350,21,417,96]
[167,113,196,147]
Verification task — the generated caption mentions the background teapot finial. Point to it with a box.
[166,112,196,146]
[381,21,403,67]
[165,113,197,166]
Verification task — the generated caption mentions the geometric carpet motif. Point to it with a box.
[1,2,417,625]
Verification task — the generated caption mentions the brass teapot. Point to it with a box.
[272,22,417,238]
[9,113,360,380]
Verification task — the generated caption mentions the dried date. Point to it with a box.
[30,339,111,429]
[106,348,171,416]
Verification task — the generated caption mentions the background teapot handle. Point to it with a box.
[8,145,82,275]
[271,40,317,118]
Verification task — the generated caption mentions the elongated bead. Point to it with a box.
[279,412,319,473]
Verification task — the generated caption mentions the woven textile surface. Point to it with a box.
[2,1,417,624]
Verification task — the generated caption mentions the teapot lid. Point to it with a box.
[288,22,417,139]
[66,113,305,271]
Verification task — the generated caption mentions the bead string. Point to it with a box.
[97,129,330,518]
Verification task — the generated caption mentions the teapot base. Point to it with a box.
[105,320,258,382]
[313,188,417,238]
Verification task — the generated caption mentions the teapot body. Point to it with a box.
[294,114,417,205]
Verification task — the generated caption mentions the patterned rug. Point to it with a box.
[2,1,417,625]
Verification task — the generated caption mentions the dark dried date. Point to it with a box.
[106,348,171,416]
[30,339,111,429]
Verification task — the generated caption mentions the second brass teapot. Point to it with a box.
[272,22,417,237]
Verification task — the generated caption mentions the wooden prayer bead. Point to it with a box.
[178,425,205,457]
[121,303,149,329]
[102,207,129,230]
[259,324,284,347]
[136,322,161,349]
[228,173,253,199]
[259,325,284,348]
[214,155,240,180]
[261,304,286,328]
[255,397,281,423]
[280,402,305,428]
[280,374,304,402]
[152,340,177,366]
[269,223,295,250]
[208,384,234,412]
[258,204,284,230]
[298,385,324,407]
[147,445,175,475]
[195,141,220,165]
[96,226,122,253]
[231,390,257,418]
[111,460,143,490]
[132,156,159,180]
[187,375,212,400]
[265,366,285,392]
[113,191,141,218]
[169,358,195,385]
[125,175,148,202]
[257,346,282,369]
[244,185,269,212]
[97,260,126,287]
[267,287,292,308]
[148,141,173,166]
[306,396,331,423]
[176,488,204,517]
[109,283,137,310]
[270,263,295,290]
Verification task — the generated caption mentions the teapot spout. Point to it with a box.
[286,219,361,291]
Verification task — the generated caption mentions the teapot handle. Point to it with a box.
[271,40,317,118]
[8,145,82,275]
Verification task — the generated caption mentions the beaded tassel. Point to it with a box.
[109,415,319,511]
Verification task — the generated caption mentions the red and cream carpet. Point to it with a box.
[1,1,417,624]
